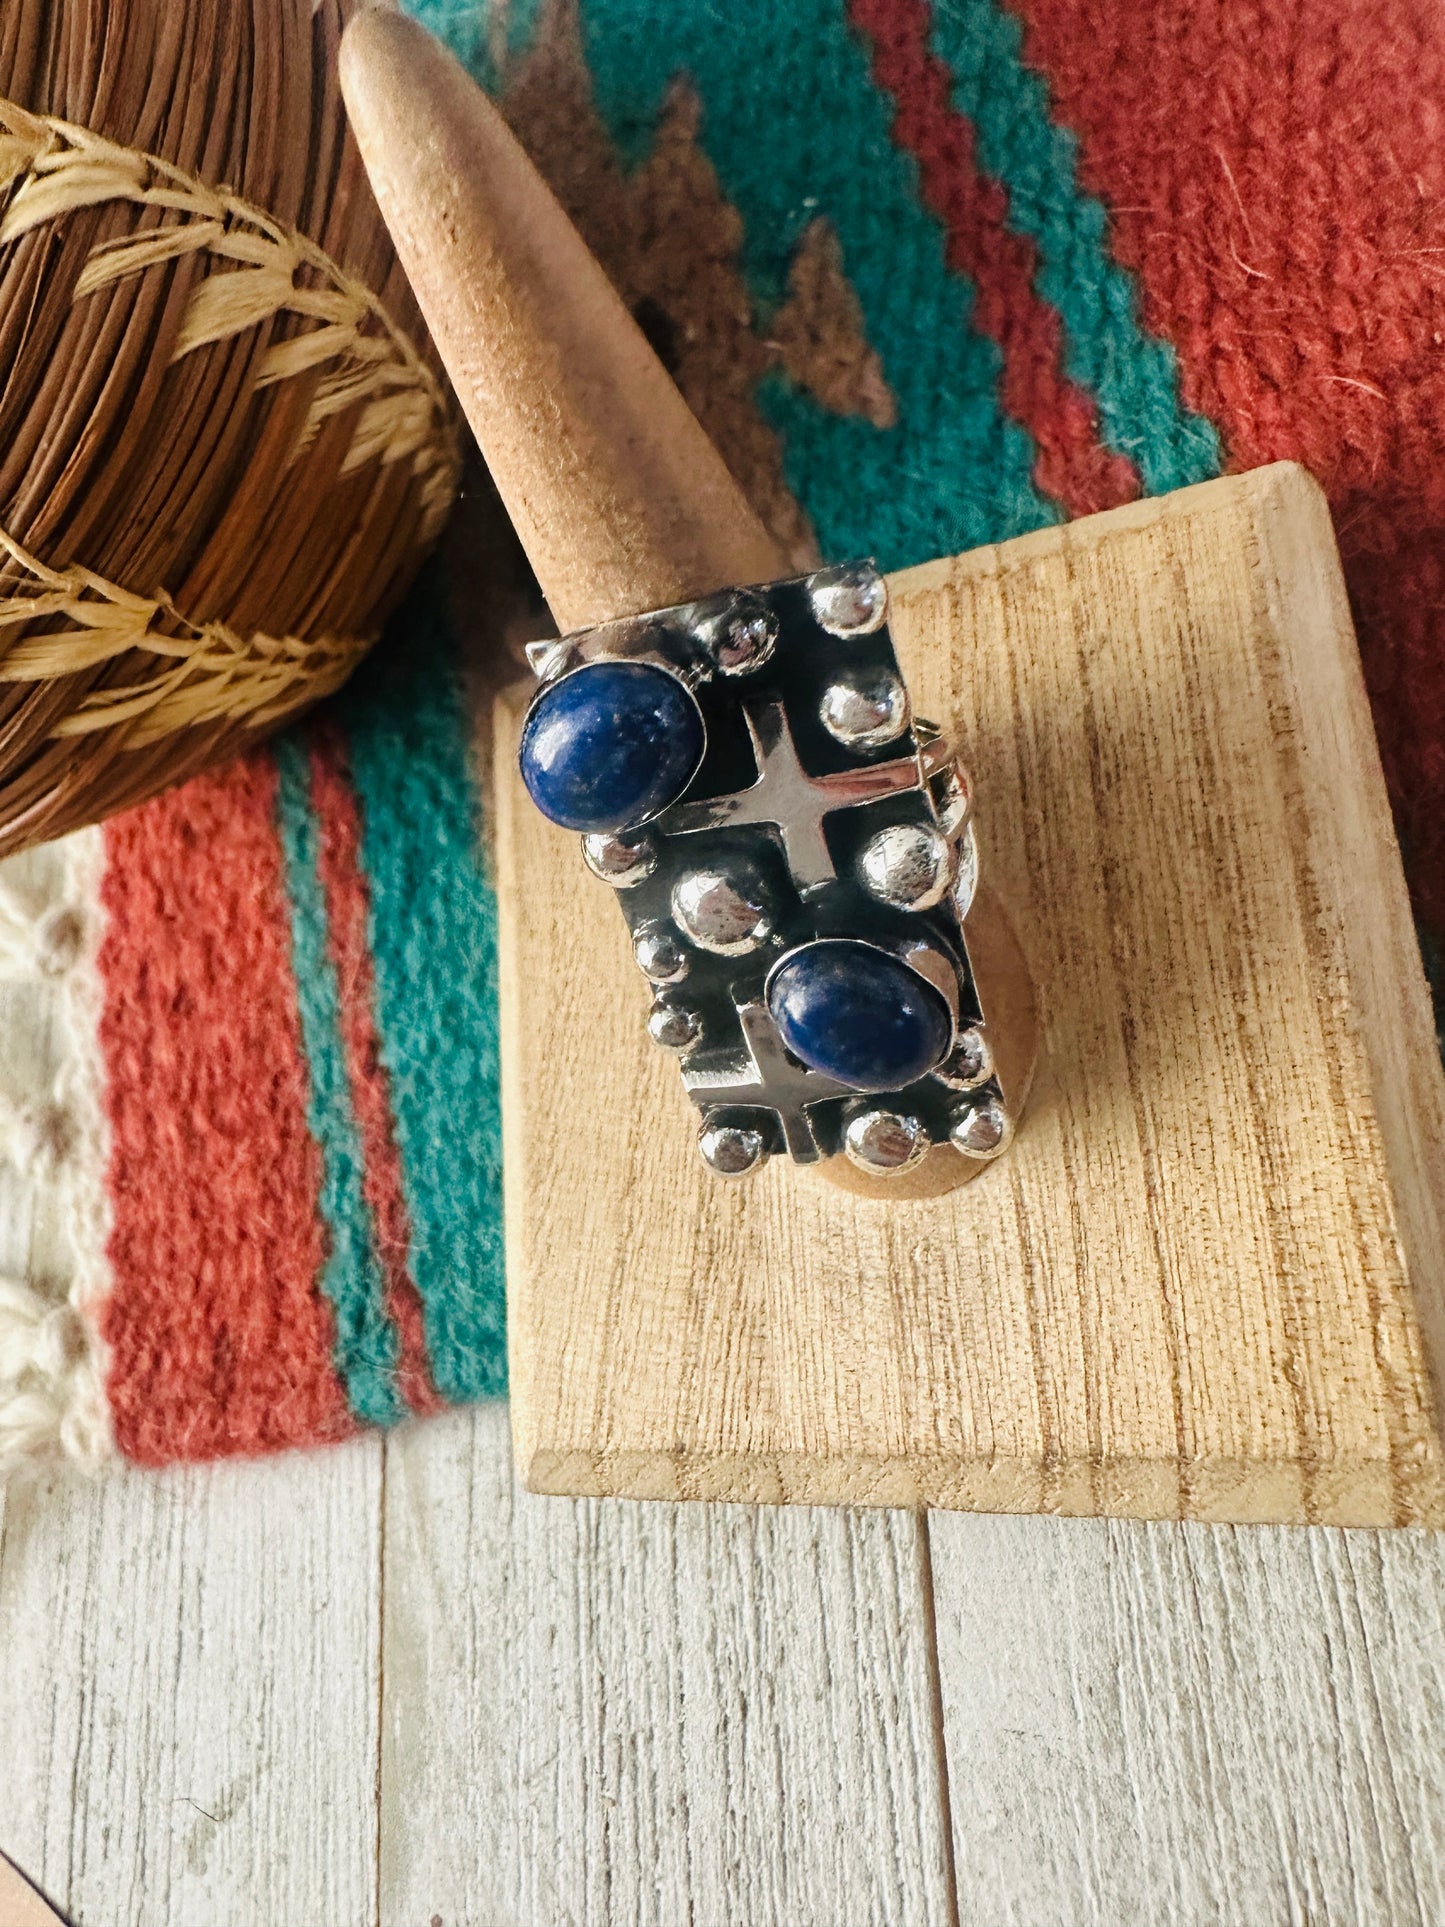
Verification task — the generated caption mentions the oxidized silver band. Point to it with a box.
[518,562,1013,1179]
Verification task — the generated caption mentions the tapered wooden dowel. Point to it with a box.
[339,10,1032,1200]
[339,9,783,631]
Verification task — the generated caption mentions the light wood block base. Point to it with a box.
[495,465,1445,1525]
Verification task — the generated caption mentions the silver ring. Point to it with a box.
[518,562,1014,1180]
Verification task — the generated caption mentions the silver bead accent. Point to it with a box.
[671,867,772,956]
[949,1094,1013,1160]
[634,923,690,984]
[934,1027,992,1092]
[819,669,910,751]
[695,593,778,677]
[928,762,972,838]
[582,828,658,888]
[858,822,955,911]
[810,563,889,636]
[699,1115,768,1178]
[843,1108,931,1176]
[648,999,703,1053]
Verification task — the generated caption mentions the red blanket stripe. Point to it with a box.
[307,723,442,1418]
[1013,0,1445,927]
[97,757,353,1464]
[849,0,1141,519]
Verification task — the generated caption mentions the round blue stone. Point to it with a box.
[768,939,952,1092]
[520,661,705,834]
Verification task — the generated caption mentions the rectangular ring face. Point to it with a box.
[531,565,998,1168]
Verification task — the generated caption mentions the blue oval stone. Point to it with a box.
[520,661,705,834]
[768,939,952,1092]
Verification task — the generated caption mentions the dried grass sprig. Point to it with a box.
[0,528,371,746]
[0,97,460,539]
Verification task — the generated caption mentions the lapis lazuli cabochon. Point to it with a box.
[520,660,704,834]
[768,939,952,1093]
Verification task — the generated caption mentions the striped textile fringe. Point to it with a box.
[0,830,112,1476]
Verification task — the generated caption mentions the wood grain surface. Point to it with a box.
[0,1446,383,1926]
[6,1418,1445,1926]
[378,1407,954,1927]
[497,464,1445,1523]
[930,1510,1445,1927]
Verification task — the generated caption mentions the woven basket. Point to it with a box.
[0,0,461,853]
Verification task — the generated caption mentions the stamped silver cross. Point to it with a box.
[661,698,920,889]
[682,1000,853,1161]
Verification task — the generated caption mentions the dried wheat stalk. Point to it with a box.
[0,527,371,742]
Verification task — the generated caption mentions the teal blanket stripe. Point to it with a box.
[572,0,1059,569]
[273,735,408,1427]
[928,0,1221,495]
[408,0,545,90]
[337,568,507,1404]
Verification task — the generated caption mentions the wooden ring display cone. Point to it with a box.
[342,14,1445,1525]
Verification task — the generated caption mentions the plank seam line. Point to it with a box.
[918,1512,962,1927]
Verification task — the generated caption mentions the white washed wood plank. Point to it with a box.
[930,1514,1445,1927]
[378,1404,953,1927]
[0,1440,384,1927]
